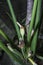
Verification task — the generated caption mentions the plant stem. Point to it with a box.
[28,58,37,65]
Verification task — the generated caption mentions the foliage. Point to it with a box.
[0,0,42,65]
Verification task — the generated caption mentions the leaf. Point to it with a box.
[0,41,25,65]
[0,29,14,46]
[7,44,23,59]
[27,0,38,43]
[7,0,21,39]
[30,0,42,55]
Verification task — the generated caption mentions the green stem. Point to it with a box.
[7,0,21,39]
[30,0,42,55]
[27,0,38,43]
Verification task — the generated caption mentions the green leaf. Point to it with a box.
[0,41,25,65]
[30,0,42,55]
[27,0,38,43]
[36,55,43,60]
[7,45,24,59]
[0,29,14,45]
[7,0,21,39]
